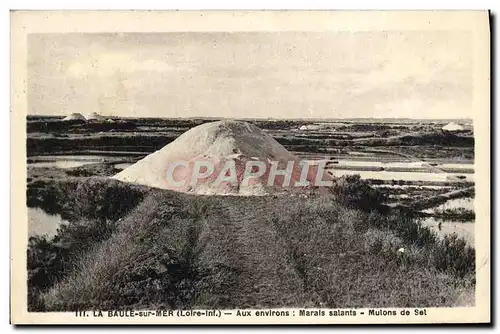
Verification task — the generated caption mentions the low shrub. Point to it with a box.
[64,163,119,177]
[27,178,147,222]
[331,175,387,212]
[433,234,475,278]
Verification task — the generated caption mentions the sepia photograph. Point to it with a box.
[10,10,490,324]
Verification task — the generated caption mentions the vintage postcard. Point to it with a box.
[10,10,490,324]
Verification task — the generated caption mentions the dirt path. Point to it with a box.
[193,198,312,308]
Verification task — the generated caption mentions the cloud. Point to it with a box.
[66,52,177,78]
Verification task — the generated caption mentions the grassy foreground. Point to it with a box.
[27,177,475,311]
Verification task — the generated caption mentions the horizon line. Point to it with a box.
[26,114,474,121]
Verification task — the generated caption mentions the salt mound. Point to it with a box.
[62,113,86,121]
[442,121,464,132]
[86,112,106,121]
[112,120,331,195]
[299,124,322,131]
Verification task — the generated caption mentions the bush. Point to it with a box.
[28,236,67,290]
[27,235,67,311]
[27,178,147,222]
[331,175,387,211]
[433,234,475,278]
[64,163,119,177]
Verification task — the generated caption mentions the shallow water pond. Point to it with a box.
[422,197,475,214]
[333,160,428,168]
[420,217,474,246]
[29,155,107,169]
[373,185,453,190]
[439,163,475,169]
[29,161,96,169]
[328,169,474,183]
[28,207,68,238]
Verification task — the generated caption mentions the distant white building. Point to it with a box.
[62,113,86,121]
[442,122,464,132]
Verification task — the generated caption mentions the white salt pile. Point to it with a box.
[299,124,322,131]
[62,113,86,121]
[442,121,464,132]
[112,120,332,195]
[86,112,106,121]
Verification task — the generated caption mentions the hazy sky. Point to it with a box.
[28,32,472,119]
